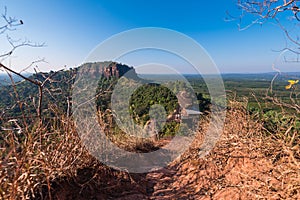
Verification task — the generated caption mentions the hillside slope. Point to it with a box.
[0,61,134,120]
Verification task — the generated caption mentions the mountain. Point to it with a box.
[0,61,204,138]
[0,61,136,121]
[79,61,136,79]
[0,73,31,86]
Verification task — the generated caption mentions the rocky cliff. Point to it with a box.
[79,61,137,80]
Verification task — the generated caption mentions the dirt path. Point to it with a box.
[49,136,299,199]
[45,109,300,199]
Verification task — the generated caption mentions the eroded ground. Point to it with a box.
[45,108,300,200]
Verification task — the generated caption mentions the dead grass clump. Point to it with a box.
[0,113,152,199]
[0,115,96,199]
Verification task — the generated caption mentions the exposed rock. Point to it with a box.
[79,61,137,80]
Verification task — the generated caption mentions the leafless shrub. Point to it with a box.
[228,0,300,62]
[228,1,300,116]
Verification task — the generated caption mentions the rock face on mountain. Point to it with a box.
[79,61,137,79]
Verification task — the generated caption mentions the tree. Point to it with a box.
[231,1,299,55]
[230,0,300,113]
[0,7,48,120]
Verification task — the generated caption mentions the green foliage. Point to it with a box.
[195,93,210,111]
[161,121,180,136]
[129,83,178,125]
[0,69,76,120]
[262,110,299,135]
[95,76,118,111]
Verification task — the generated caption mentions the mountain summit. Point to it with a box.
[78,61,137,79]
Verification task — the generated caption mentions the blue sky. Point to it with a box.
[0,0,297,73]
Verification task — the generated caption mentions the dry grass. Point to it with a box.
[0,100,299,199]
[0,115,94,199]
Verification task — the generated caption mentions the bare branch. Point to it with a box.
[19,58,47,74]
[231,1,300,114]
[229,0,300,59]
[0,63,39,85]
[0,36,45,58]
[0,7,23,34]
[0,62,54,120]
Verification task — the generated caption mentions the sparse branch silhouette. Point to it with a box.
[229,0,300,114]
[229,0,300,55]
[0,7,46,120]
[0,6,23,34]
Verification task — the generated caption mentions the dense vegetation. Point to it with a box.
[0,70,75,121]
[129,83,178,125]
[95,69,209,137]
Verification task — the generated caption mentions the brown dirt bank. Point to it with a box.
[42,107,299,199]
